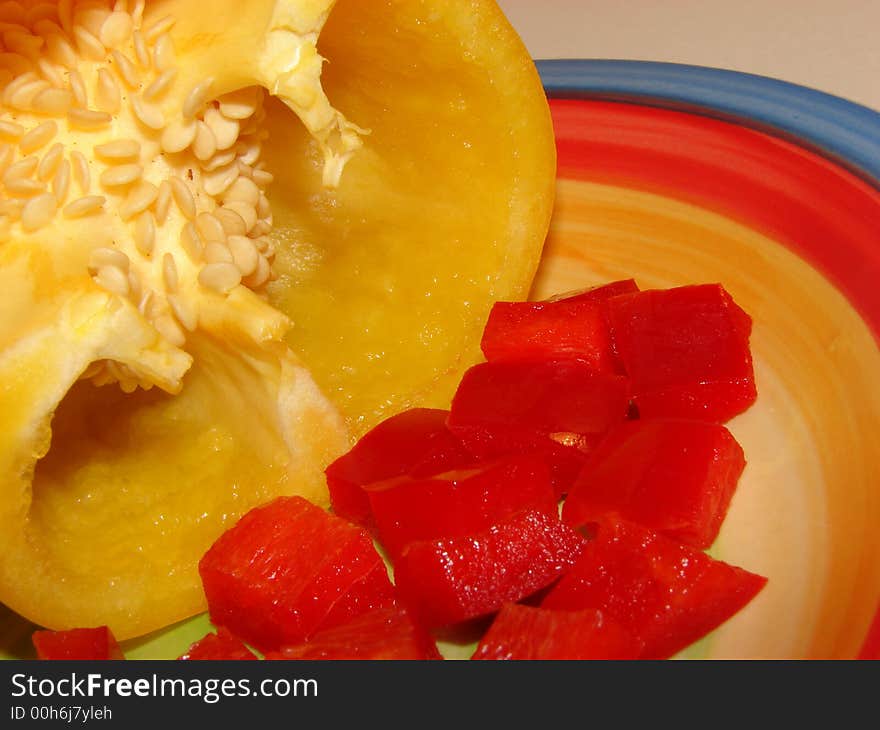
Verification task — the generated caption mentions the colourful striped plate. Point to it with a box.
[535,60,880,659]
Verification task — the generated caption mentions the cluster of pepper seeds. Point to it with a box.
[0,0,279,391]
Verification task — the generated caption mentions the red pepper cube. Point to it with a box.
[325,408,472,526]
[605,284,756,422]
[472,603,643,660]
[447,359,629,438]
[448,360,630,449]
[451,420,595,499]
[447,360,630,496]
[481,279,639,368]
[562,419,746,549]
[394,509,586,628]
[482,298,616,368]
[264,606,442,660]
[366,455,557,560]
[32,626,124,660]
[179,627,257,660]
[199,496,395,652]
[542,519,767,659]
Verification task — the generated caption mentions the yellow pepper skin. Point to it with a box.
[0,0,554,639]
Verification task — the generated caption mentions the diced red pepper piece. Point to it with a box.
[32,626,124,660]
[179,627,257,660]
[366,455,557,560]
[453,421,593,499]
[325,408,472,526]
[605,284,756,422]
[199,496,395,652]
[472,603,643,660]
[563,419,746,549]
[264,606,442,660]
[394,509,587,628]
[481,307,608,370]
[448,361,631,448]
[542,519,767,659]
[447,360,630,496]
[482,279,639,368]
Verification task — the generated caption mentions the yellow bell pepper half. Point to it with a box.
[0,0,555,640]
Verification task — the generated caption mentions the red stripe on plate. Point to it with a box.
[858,608,880,659]
[549,98,880,343]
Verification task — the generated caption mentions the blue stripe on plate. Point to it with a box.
[536,59,880,187]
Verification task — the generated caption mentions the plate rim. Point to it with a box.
[536,59,880,191]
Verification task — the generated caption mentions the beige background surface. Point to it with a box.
[497,0,880,112]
